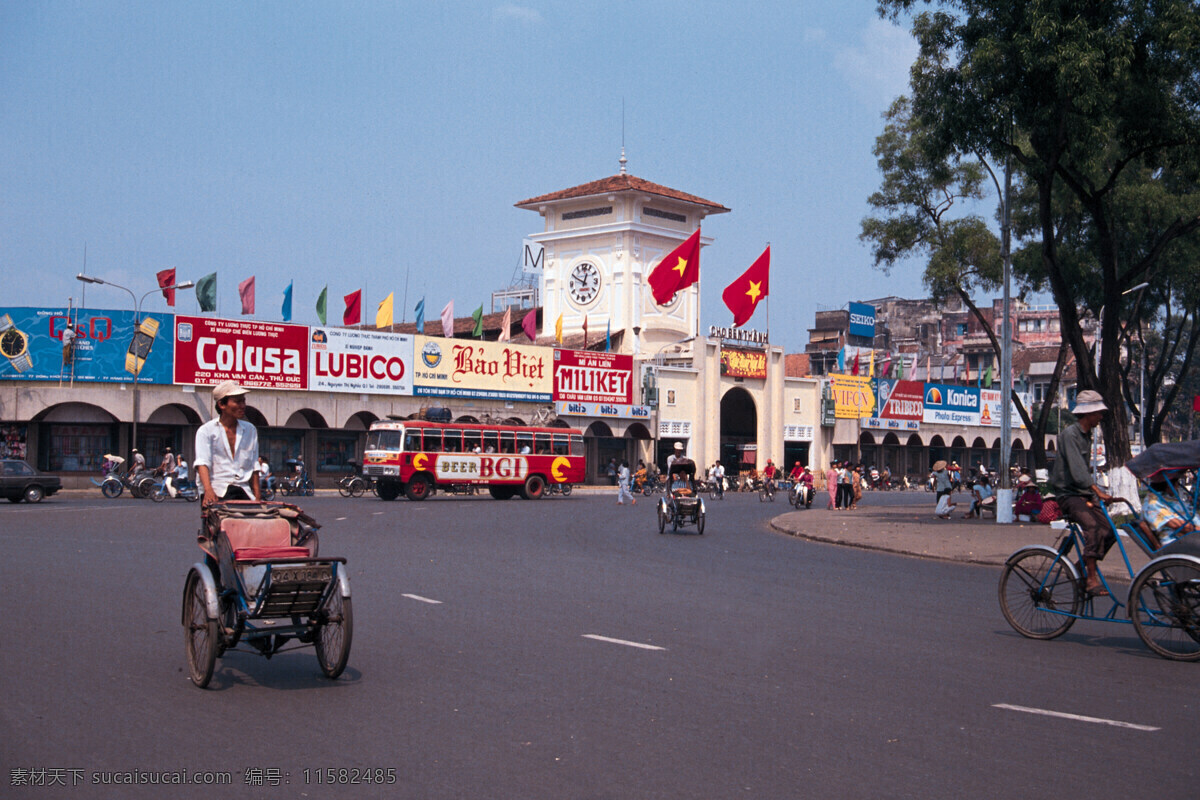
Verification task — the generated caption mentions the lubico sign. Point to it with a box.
[309,327,413,395]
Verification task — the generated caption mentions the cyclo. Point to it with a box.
[656,459,707,535]
[998,440,1200,661]
[182,501,353,687]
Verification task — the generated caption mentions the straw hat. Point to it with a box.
[1072,389,1108,415]
[212,380,250,402]
[1016,474,1033,486]
[932,460,948,472]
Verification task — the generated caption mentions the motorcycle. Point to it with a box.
[790,482,813,509]
[546,482,574,496]
[148,477,199,503]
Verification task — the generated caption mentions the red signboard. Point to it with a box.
[720,347,768,379]
[173,315,309,390]
[878,379,925,420]
[552,349,633,405]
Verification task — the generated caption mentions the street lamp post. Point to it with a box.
[76,274,194,455]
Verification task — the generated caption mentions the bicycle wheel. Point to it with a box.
[657,503,667,534]
[101,480,122,499]
[183,570,218,688]
[315,591,353,678]
[998,547,1083,640]
[1129,557,1200,661]
[338,479,352,498]
[349,477,366,497]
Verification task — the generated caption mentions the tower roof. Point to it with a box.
[515,172,729,214]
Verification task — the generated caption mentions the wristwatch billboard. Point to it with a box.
[125,317,160,376]
[0,314,33,373]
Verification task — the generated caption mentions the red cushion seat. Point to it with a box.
[234,546,312,561]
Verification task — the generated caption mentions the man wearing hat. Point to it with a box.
[1049,390,1114,595]
[194,380,262,507]
[667,441,685,474]
[932,460,955,518]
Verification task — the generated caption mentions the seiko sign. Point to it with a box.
[848,302,876,339]
[709,325,768,346]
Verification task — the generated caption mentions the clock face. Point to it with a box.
[0,329,27,358]
[129,331,155,359]
[568,262,601,306]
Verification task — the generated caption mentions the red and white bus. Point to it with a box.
[362,419,587,501]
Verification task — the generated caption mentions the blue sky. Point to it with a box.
[0,1,946,354]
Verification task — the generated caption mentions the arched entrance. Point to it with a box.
[584,421,622,485]
[719,387,757,478]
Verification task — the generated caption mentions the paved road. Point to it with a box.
[1,490,1196,799]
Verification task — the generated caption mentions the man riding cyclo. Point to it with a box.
[667,444,697,499]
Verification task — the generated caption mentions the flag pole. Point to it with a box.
[401,266,410,324]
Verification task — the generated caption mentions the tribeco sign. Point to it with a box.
[174,315,308,390]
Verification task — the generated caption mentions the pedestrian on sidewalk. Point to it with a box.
[932,460,955,518]
[616,460,636,505]
[825,463,838,509]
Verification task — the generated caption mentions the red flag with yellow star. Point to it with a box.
[647,228,701,306]
[721,246,770,327]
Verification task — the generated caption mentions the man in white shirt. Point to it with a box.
[194,381,261,507]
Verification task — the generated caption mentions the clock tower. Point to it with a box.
[515,153,729,356]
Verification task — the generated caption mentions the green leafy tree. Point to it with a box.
[879,0,1200,465]
[861,97,1063,466]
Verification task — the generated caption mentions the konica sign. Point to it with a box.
[922,383,981,426]
[848,302,876,340]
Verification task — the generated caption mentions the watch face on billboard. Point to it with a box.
[129,331,155,359]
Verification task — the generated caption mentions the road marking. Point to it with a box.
[372,511,385,515]
[992,704,1159,731]
[582,634,666,651]
[335,517,347,521]
[402,593,443,605]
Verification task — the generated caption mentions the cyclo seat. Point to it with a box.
[221,518,310,561]
[201,501,320,563]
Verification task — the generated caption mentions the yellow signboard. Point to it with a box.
[831,375,876,419]
[412,336,553,401]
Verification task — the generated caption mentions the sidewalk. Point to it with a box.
[769,504,1153,575]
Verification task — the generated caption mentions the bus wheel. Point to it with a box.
[377,480,400,501]
[405,476,431,501]
[522,475,546,500]
[489,486,514,500]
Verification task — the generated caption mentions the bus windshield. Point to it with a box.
[365,429,402,452]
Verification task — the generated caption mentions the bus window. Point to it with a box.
[534,434,552,455]
[498,432,515,453]
[463,431,482,453]
[516,433,533,454]
[442,430,462,452]
[483,431,499,453]
[552,435,570,456]
[403,430,422,452]
[367,429,402,452]
[423,430,442,453]
[570,435,584,456]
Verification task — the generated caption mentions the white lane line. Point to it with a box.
[582,634,666,652]
[335,517,347,521]
[372,511,385,515]
[992,704,1159,731]
[402,593,443,605]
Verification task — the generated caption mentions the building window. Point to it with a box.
[317,433,360,473]
[666,389,676,406]
[562,206,612,221]
[260,430,305,475]
[794,397,802,413]
[956,323,967,336]
[643,207,686,223]
[39,423,114,472]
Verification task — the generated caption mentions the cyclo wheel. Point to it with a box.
[657,502,667,534]
[1129,557,1200,661]
[697,500,706,535]
[350,477,366,498]
[998,547,1083,640]
[338,479,352,498]
[315,591,354,678]
[183,570,218,688]
[101,480,122,499]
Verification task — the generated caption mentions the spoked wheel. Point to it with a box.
[657,503,667,534]
[998,547,1083,640]
[101,480,123,499]
[315,591,354,678]
[350,478,366,498]
[338,480,352,498]
[183,570,218,688]
[150,485,166,503]
[260,483,275,501]
[697,508,705,535]
[1129,557,1200,661]
[560,484,572,496]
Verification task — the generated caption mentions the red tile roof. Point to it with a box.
[515,173,730,213]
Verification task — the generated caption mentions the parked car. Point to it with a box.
[1,459,62,503]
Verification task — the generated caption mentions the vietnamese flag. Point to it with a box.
[343,290,362,326]
[721,246,770,327]
[156,268,177,306]
[647,228,701,306]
